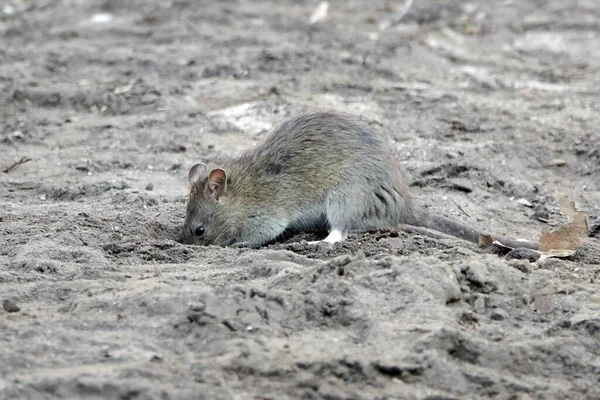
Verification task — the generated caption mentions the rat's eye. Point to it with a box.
[195,226,205,237]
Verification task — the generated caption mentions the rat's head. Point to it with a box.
[183,163,235,246]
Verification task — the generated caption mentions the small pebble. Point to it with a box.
[552,158,567,167]
[450,178,474,193]
[533,208,550,222]
[190,302,205,312]
[506,248,540,262]
[538,257,566,270]
[516,198,533,207]
[474,296,486,314]
[91,13,113,23]
[490,308,507,321]
[508,259,533,273]
[3,299,20,313]
[460,310,479,324]
[145,182,154,191]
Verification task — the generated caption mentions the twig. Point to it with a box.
[453,200,471,218]
[3,156,32,173]
[379,0,415,31]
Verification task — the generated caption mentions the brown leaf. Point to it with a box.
[478,233,494,247]
[539,194,588,252]
[538,249,576,261]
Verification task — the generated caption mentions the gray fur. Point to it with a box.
[183,111,538,250]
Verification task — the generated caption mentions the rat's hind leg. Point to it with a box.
[322,228,347,243]
[307,228,347,245]
[306,192,359,245]
[311,182,400,245]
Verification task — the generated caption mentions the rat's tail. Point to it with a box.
[407,205,539,250]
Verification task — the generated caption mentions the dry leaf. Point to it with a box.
[538,249,576,262]
[539,194,588,252]
[478,233,494,247]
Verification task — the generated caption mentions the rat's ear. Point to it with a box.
[188,163,208,185]
[207,168,227,200]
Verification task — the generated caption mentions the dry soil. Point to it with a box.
[1,0,600,399]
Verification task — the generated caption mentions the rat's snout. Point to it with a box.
[178,235,192,244]
[179,223,196,244]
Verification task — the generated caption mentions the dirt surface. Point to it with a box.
[1,0,600,399]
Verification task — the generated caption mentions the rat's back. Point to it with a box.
[250,111,388,171]
[224,111,417,243]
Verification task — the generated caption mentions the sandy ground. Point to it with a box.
[1,0,600,399]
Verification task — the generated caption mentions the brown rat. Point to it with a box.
[183,111,539,250]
